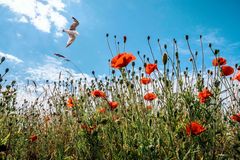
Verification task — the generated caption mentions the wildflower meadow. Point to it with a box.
[1,33,240,159]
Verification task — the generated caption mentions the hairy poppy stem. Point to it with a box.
[147,36,156,61]
[157,38,163,56]
[200,35,205,78]
[186,37,198,75]
[106,34,114,57]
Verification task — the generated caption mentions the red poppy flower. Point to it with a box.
[230,113,240,122]
[221,66,234,76]
[111,52,136,69]
[186,121,206,136]
[233,71,240,81]
[144,93,157,101]
[91,90,106,98]
[98,107,106,113]
[145,64,158,75]
[198,88,212,104]
[212,57,227,66]
[30,134,38,142]
[109,101,118,110]
[146,105,153,110]
[140,77,151,85]
[67,97,74,108]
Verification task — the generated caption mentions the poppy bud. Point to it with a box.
[200,35,202,39]
[209,43,212,48]
[1,57,5,63]
[175,52,179,59]
[106,33,109,37]
[214,49,219,55]
[131,84,134,89]
[162,53,168,65]
[123,35,127,43]
[189,58,193,62]
[195,51,198,56]
[185,35,189,40]
[117,42,120,45]
[139,67,142,70]
[157,38,160,42]
[154,60,158,64]
[147,57,149,62]
[173,38,176,43]
[137,51,140,55]
[214,80,220,88]
[147,36,150,40]
[186,67,188,70]
[235,64,238,69]
[5,68,9,73]
[114,35,116,38]
[112,70,115,74]
[164,44,167,49]
[144,63,147,67]
[132,61,135,67]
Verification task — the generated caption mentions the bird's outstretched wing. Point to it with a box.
[54,53,66,58]
[69,17,79,30]
[66,34,76,47]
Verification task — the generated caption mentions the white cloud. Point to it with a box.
[0,0,68,36]
[25,55,93,82]
[19,16,28,23]
[16,32,22,37]
[0,51,23,64]
[202,31,225,46]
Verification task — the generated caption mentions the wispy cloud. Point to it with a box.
[0,51,23,64]
[195,27,226,46]
[0,0,68,36]
[25,55,92,82]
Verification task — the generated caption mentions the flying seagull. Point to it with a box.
[54,53,66,58]
[63,17,79,48]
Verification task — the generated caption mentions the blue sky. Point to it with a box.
[0,0,240,84]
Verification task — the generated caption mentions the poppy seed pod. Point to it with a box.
[157,38,160,42]
[162,53,168,65]
[123,36,127,43]
[209,43,212,48]
[106,33,109,37]
[147,36,150,40]
[114,35,116,38]
[200,35,202,39]
[185,35,189,40]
